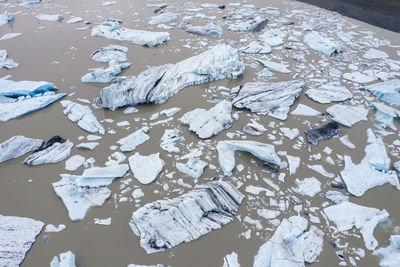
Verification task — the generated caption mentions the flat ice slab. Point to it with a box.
[128,152,164,184]
[362,79,400,106]
[50,251,76,267]
[100,44,244,110]
[306,83,352,104]
[0,49,18,69]
[35,14,63,21]
[291,104,321,116]
[176,157,208,178]
[24,136,73,165]
[326,104,368,127]
[0,214,44,266]
[185,22,222,38]
[90,45,128,63]
[304,31,339,56]
[117,127,149,152]
[374,235,400,267]
[129,181,244,253]
[0,135,43,164]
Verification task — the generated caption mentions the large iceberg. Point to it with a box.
[0,135,43,164]
[128,152,164,184]
[305,122,340,145]
[117,127,149,152]
[179,100,233,139]
[53,165,129,221]
[304,31,339,56]
[129,181,244,253]
[253,216,323,267]
[0,214,44,266]
[361,79,400,106]
[217,140,281,176]
[100,44,244,110]
[231,80,304,120]
[91,21,170,47]
[326,104,368,127]
[259,29,286,47]
[185,22,222,38]
[323,202,389,250]
[374,235,400,267]
[24,136,73,165]
[305,83,352,104]
[60,100,105,134]
[90,45,128,63]
[50,251,76,267]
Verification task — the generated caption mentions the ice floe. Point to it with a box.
[293,177,321,197]
[35,14,64,22]
[286,155,300,175]
[339,135,355,149]
[326,104,368,127]
[24,136,73,165]
[256,59,291,74]
[185,22,222,38]
[259,29,286,47]
[117,127,149,152]
[325,190,349,204]
[223,252,241,267]
[176,157,208,178]
[228,16,268,32]
[50,251,76,267]
[306,83,352,104]
[242,120,267,136]
[129,152,164,184]
[90,45,128,63]
[363,48,389,60]
[65,155,85,171]
[160,129,182,153]
[0,135,43,164]
[149,12,177,25]
[304,31,339,56]
[0,11,14,27]
[240,41,271,54]
[305,122,340,145]
[81,60,131,83]
[0,49,18,69]
[291,104,321,116]
[76,142,99,150]
[343,71,376,84]
[362,79,400,106]
[372,102,400,129]
[129,181,244,253]
[0,32,22,40]
[45,224,66,233]
[374,235,400,267]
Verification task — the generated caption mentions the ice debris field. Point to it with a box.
[1,0,400,266]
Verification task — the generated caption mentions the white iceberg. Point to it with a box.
[0,135,43,164]
[343,71,376,84]
[176,157,208,178]
[255,59,290,74]
[0,49,18,69]
[117,127,149,152]
[185,22,222,38]
[129,152,164,184]
[326,104,369,127]
[149,12,177,25]
[0,32,22,40]
[325,190,349,204]
[24,136,73,165]
[228,16,268,32]
[65,155,85,171]
[90,44,128,63]
[50,251,76,267]
[362,79,400,106]
[306,83,352,104]
[35,14,63,22]
[363,48,389,60]
[339,135,355,149]
[372,102,400,129]
[259,29,286,47]
[374,235,400,267]
[160,129,182,153]
[286,155,300,175]
[223,252,241,267]
[242,120,267,136]
[304,31,339,56]
[240,41,271,54]
[293,177,321,197]
[81,60,131,83]
[76,142,99,150]
[291,104,321,116]
[0,11,14,27]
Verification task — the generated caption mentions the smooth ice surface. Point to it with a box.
[362,79,400,106]
[326,104,368,127]
[65,155,85,171]
[0,135,43,164]
[149,12,177,25]
[223,252,241,267]
[281,127,299,140]
[286,155,300,175]
[340,135,355,149]
[101,44,244,110]
[45,224,66,233]
[35,14,63,21]
[0,214,44,266]
[325,190,349,204]
[231,80,304,120]
[92,21,170,47]
[343,71,376,84]
[324,202,389,250]
[304,31,339,56]
[363,48,389,60]
[179,100,233,139]
[61,100,105,134]
[305,122,340,145]
[50,251,76,267]
[253,216,323,267]
[129,181,244,253]
[90,45,128,63]
[242,121,267,136]
[240,41,271,54]
[217,140,281,176]
[307,164,335,178]
[259,29,286,47]
[24,137,73,166]
[293,177,321,197]
[117,127,149,152]
[53,165,129,221]
[176,157,208,178]
[185,22,222,38]
[291,104,321,116]
[81,60,131,83]
[76,142,99,150]
[0,49,18,69]
[374,235,400,267]
[129,152,164,184]
[160,129,182,153]
[0,33,22,40]
[306,83,352,104]
[372,102,400,129]
[228,16,268,32]
[256,59,290,74]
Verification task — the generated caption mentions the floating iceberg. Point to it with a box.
[128,152,164,184]
[117,127,149,152]
[0,50,18,69]
[308,164,335,178]
[81,60,131,83]
[240,41,271,54]
[179,100,233,139]
[253,216,323,267]
[231,80,304,120]
[50,251,76,267]
[228,17,268,32]
[340,135,355,149]
[101,44,244,110]
[286,155,300,175]
[326,104,368,127]
[304,31,339,56]
[325,190,349,204]
[0,135,43,164]
[363,48,389,60]
[323,202,389,250]
[306,83,352,104]
[149,12,177,25]
[176,157,208,178]
[291,104,321,116]
[223,252,241,267]
[343,71,376,84]
[0,11,14,27]
[60,100,105,134]
[185,22,222,38]
[293,177,321,197]
[217,140,281,176]
[0,32,22,40]
[242,121,267,136]
[76,142,99,150]
[160,129,183,153]
[24,136,73,165]
[0,214,44,266]
[91,21,170,47]
[223,8,256,20]
[65,155,85,171]
[372,102,400,129]
[66,17,83,24]
[305,122,340,145]
[53,165,129,221]
[361,79,400,106]
[374,235,400,267]
[281,127,300,140]
[35,14,64,22]
[255,59,291,74]
[129,181,244,253]
[259,29,286,47]
[90,45,128,63]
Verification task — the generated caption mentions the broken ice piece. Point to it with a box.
[90,45,128,63]
[160,129,182,153]
[117,127,149,152]
[324,202,389,250]
[339,135,355,149]
[129,152,164,184]
[242,120,267,136]
[286,155,300,175]
[372,102,400,130]
[160,107,181,117]
[326,104,368,127]
[0,11,14,27]
[343,71,376,84]
[45,224,66,233]
[35,14,63,22]
[255,59,291,74]
[362,48,389,60]
[24,136,73,166]
[259,29,286,47]
[228,16,268,32]
[373,235,400,267]
[361,79,400,106]
[291,104,321,116]
[176,157,208,178]
[0,49,18,69]
[0,135,43,164]
[129,181,244,253]
[149,12,177,25]
[240,41,271,54]
[223,252,241,267]
[81,60,131,83]
[325,190,349,204]
[304,31,339,56]
[76,142,99,150]
[94,218,111,225]
[306,83,352,104]
[50,251,76,267]
[280,127,300,140]
[185,22,222,38]
[305,122,340,145]
[293,177,321,197]
[308,164,335,178]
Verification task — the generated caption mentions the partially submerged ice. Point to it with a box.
[0,49,18,69]
[160,129,182,153]
[0,11,14,27]
[117,127,149,152]
[91,20,170,47]
[148,12,177,25]
[24,136,73,165]
[374,235,400,267]
[185,22,222,38]
[53,164,129,221]
[326,104,368,127]
[50,251,76,267]
[0,214,44,266]
[35,14,63,22]
[253,216,323,267]
[372,102,400,129]
[323,202,389,250]
[128,152,164,184]
[90,45,128,63]
[228,16,268,32]
[176,157,208,178]
[217,140,281,176]
[61,100,105,134]
[81,60,131,83]
[242,120,267,136]
[231,80,304,120]
[100,44,244,110]
[291,104,321,116]
[179,100,233,139]
[0,135,43,164]
[304,31,339,56]
[129,181,244,253]
[361,79,400,107]
[306,83,352,104]
[305,122,340,145]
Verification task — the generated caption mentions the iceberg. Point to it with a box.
[24,136,73,165]
[179,100,233,139]
[305,122,340,145]
[286,155,300,175]
[323,202,389,250]
[160,129,183,153]
[91,21,170,47]
[185,22,222,38]
[292,177,321,197]
[81,60,131,83]
[148,12,177,25]
[128,152,164,184]
[325,190,349,204]
[372,102,400,129]
[217,140,281,176]
[343,71,376,84]
[90,45,128,63]
[0,50,18,69]
[0,135,43,164]
[60,100,105,134]
[259,29,286,47]
[304,31,339,56]
[0,32,22,40]
[53,165,129,221]
[0,214,44,267]
[253,216,323,267]
[363,48,389,60]
[240,41,271,54]
[0,11,14,27]
[339,135,355,149]
[223,252,241,267]
[242,121,267,136]
[361,79,400,106]
[255,59,291,74]
[76,142,99,150]
[117,127,149,152]
[231,80,304,120]
[65,155,85,171]
[374,235,400,267]
[50,251,76,267]
[228,17,268,32]
[291,104,321,116]
[101,44,244,110]
[176,157,208,178]
[35,14,64,22]
[326,104,368,127]
[66,17,83,24]
[280,127,300,140]
[306,83,352,104]
[129,181,244,253]
[223,8,256,20]
[308,164,335,178]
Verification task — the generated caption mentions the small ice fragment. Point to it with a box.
[128,152,164,184]
[65,155,85,171]
[176,157,208,178]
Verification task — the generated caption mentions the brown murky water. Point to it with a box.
[1,0,400,266]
